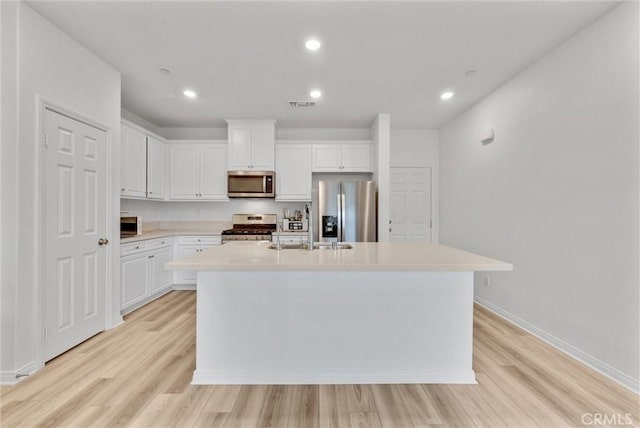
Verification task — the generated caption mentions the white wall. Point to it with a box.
[391,129,440,242]
[0,3,121,383]
[1,0,20,382]
[439,3,639,391]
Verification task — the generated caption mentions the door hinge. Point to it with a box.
[43,328,48,341]
[430,221,432,228]
[44,133,49,148]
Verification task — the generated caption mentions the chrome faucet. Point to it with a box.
[305,202,313,251]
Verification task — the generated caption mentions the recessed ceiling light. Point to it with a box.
[305,39,321,51]
[440,91,454,100]
[183,89,197,99]
[310,90,322,99]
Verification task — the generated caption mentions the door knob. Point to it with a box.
[98,238,109,246]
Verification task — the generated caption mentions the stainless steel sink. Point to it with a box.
[313,242,353,250]
[269,242,353,250]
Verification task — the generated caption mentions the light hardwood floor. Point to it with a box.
[1,291,638,427]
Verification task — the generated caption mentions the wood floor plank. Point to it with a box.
[2,293,638,428]
[319,385,351,428]
[349,411,382,428]
[369,384,413,428]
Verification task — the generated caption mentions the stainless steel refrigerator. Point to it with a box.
[317,180,377,242]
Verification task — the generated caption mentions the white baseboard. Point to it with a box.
[172,284,196,291]
[121,288,173,316]
[474,296,639,394]
[193,369,477,385]
[0,361,39,385]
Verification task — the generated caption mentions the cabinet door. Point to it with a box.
[228,125,252,170]
[199,144,228,200]
[174,246,199,283]
[147,136,166,199]
[276,145,311,201]
[121,125,147,197]
[341,144,372,172]
[121,253,149,309]
[250,125,275,170]
[312,144,341,172]
[149,247,173,293]
[169,145,199,200]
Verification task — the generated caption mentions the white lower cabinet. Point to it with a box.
[173,235,222,285]
[121,237,174,314]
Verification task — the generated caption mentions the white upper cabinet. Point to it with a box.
[120,121,167,200]
[311,142,373,172]
[146,136,166,200]
[120,124,147,198]
[169,144,199,200]
[199,144,228,199]
[169,143,228,201]
[227,120,276,171]
[276,144,312,201]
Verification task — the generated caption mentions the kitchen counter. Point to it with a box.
[170,241,512,385]
[120,221,229,243]
[166,241,512,272]
[120,229,224,243]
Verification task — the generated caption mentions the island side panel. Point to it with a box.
[194,271,475,384]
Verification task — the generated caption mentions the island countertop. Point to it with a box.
[166,241,512,272]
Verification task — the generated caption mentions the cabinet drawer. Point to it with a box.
[147,236,173,250]
[121,241,149,256]
[177,235,221,245]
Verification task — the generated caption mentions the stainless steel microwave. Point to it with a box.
[227,171,275,198]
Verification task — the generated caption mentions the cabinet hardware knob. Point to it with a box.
[121,188,125,191]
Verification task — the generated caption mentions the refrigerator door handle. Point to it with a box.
[340,193,346,242]
[337,193,342,242]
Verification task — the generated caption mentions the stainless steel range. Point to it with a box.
[221,214,277,242]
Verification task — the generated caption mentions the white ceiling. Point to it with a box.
[27,1,617,129]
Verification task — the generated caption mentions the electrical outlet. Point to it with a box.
[484,275,490,287]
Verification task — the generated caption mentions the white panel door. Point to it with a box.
[170,145,199,200]
[199,144,228,200]
[44,108,107,361]
[390,167,432,242]
[146,136,165,200]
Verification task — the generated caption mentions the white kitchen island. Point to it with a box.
[167,241,512,385]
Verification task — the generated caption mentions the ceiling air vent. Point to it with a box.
[289,101,316,108]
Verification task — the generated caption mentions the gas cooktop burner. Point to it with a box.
[222,214,277,242]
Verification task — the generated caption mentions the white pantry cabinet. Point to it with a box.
[120,124,147,198]
[275,144,312,201]
[169,143,228,201]
[312,142,373,172]
[227,120,276,171]
[173,236,222,285]
[121,237,174,314]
